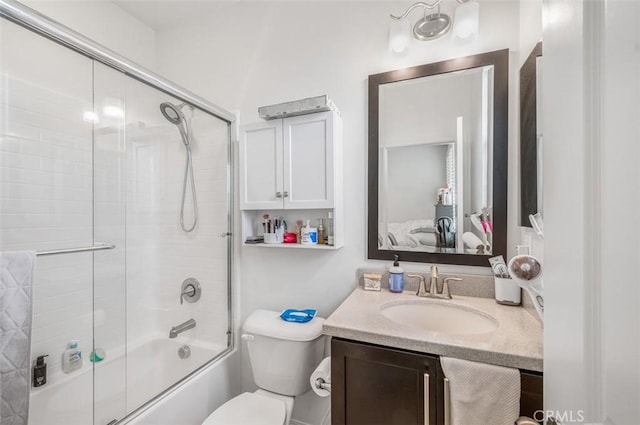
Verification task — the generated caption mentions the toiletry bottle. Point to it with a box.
[317,219,326,245]
[62,340,83,374]
[301,220,318,245]
[326,212,334,246]
[296,220,303,244]
[389,255,404,293]
[33,354,48,388]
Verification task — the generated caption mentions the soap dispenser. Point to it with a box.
[33,354,48,388]
[389,255,404,293]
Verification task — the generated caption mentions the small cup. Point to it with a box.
[494,277,521,305]
[264,233,279,244]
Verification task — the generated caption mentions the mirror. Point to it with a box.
[368,50,508,266]
[520,42,543,227]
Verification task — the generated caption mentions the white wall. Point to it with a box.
[152,1,521,423]
[386,144,448,223]
[23,0,156,70]
[380,70,478,147]
[155,0,520,306]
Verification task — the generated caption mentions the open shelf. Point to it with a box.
[242,243,342,250]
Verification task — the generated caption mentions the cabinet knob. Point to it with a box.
[276,192,282,198]
[283,191,289,198]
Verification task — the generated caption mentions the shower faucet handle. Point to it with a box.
[180,285,195,305]
[180,278,201,305]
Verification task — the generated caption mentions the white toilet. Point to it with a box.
[203,309,326,425]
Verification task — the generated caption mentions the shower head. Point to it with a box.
[160,102,186,125]
[160,101,191,147]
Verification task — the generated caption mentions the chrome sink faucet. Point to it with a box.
[407,266,462,299]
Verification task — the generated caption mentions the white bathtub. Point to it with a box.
[29,338,236,425]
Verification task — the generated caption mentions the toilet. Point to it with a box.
[203,309,326,425]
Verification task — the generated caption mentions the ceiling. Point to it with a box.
[113,1,216,30]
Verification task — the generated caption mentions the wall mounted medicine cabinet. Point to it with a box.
[239,110,343,249]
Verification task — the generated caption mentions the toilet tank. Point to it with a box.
[242,310,325,396]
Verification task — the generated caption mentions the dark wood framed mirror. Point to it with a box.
[520,42,543,227]
[367,49,509,266]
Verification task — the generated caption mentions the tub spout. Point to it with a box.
[169,318,196,339]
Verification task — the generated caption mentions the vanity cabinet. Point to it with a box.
[332,338,439,425]
[239,111,342,210]
[331,338,543,425]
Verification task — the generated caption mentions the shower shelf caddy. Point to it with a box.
[239,106,343,250]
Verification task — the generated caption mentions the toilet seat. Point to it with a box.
[202,392,286,425]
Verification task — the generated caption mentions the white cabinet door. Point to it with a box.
[282,111,335,209]
[239,121,283,210]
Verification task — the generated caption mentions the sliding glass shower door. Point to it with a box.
[1,15,232,425]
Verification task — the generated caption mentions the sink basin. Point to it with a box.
[381,300,499,335]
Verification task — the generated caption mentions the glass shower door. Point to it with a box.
[92,62,127,424]
[123,77,231,413]
[2,11,232,425]
[0,18,97,425]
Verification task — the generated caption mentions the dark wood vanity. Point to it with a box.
[331,338,543,425]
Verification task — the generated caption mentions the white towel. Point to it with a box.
[440,357,520,425]
[0,251,36,425]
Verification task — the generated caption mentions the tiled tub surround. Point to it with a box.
[29,337,224,425]
[324,269,543,371]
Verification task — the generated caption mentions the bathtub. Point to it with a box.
[29,337,237,425]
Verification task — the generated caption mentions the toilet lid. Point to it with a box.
[202,392,286,425]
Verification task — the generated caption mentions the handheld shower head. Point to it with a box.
[160,100,199,233]
[160,102,190,147]
[160,102,186,125]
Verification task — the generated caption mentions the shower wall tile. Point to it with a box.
[0,67,94,380]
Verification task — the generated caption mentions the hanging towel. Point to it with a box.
[0,251,36,425]
[440,356,520,425]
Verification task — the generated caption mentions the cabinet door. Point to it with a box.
[332,338,439,425]
[283,111,335,209]
[239,121,283,210]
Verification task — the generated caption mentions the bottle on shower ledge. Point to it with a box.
[62,340,83,374]
[32,354,48,388]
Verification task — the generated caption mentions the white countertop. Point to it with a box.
[323,287,543,372]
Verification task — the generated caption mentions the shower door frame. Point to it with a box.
[0,0,236,422]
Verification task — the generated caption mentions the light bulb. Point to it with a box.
[453,1,479,40]
[389,18,411,53]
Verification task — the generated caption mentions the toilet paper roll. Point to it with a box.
[310,357,331,397]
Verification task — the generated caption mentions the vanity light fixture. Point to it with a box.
[389,0,480,53]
